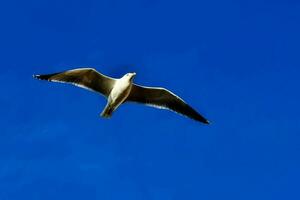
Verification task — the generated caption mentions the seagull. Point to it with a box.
[33,68,209,124]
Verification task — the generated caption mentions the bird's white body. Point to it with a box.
[100,73,136,117]
[108,74,133,109]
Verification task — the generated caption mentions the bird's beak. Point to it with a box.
[131,72,136,76]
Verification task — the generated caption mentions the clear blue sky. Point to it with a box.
[1,0,300,199]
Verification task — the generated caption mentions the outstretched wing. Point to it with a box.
[126,84,209,124]
[33,68,116,96]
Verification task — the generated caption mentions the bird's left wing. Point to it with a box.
[34,68,116,97]
[126,84,209,124]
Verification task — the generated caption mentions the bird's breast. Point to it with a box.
[109,79,132,104]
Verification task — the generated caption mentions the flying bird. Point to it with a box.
[33,68,209,124]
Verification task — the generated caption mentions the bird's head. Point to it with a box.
[124,72,136,81]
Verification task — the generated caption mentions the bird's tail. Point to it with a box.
[101,103,114,118]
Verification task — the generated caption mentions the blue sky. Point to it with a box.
[1,0,300,199]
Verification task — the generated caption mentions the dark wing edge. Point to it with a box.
[33,68,116,96]
[127,84,210,124]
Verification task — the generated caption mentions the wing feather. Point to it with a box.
[126,84,209,124]
[33,68,116,96]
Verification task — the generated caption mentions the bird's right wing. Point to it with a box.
[126,84,209,124]
[34,68,116,97]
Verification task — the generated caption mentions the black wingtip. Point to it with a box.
[33,72,60,80]
[194,115,210,124]
[203,119,210,125]
[195,114,210,125]
[33,74,49,80]
[33,74,41,79]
